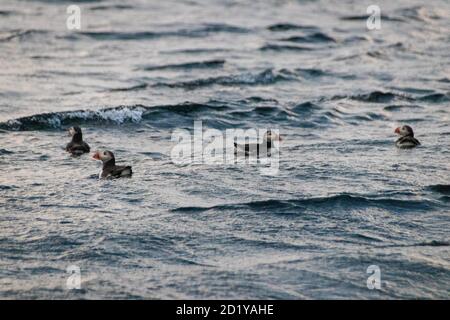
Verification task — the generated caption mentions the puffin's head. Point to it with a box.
[92,150,114,162]
[68,126,82,137]
[395,125,414,137]
[264,130,283,143]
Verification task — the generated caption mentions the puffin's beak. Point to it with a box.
[394,127,400,134]
[92,152,100,160]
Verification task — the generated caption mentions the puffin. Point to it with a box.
[234,130,282,157]
[394,125,420,148]
[92,150,132,179]
[66,126,90,155]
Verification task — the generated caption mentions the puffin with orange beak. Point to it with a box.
[92,150,132,179]
[394,125,420,148]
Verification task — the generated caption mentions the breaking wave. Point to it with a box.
[2,89,433,131]
[0,106,147,131]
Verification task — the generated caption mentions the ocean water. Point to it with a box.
[0,0,449,299]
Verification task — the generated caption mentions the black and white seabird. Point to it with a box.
[234,130,282,157]
[65,126,90,155]
[394,125,420,148]
[92,150,132,179]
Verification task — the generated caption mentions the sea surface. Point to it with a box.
[0,0,449,299]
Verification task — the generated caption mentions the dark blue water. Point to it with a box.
[0,0,449,299]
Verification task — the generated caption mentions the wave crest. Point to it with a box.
[154,69,292,89]
[0,106,146,130]
[173,194,440,213]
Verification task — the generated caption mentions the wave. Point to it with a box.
[0,102,232,131]
[266,23,318,31]
[331,91,415,103]
[352,91,403,102]
[379,240,450,249]
[366,50,390,60]
[412,240,449,247]
[140,59,225,71]
[156,102,230,115]
[229,106,292,123]
[69,23,249,41]
[342,35,371,44]
[279,68,355,80]
[340,7,445,24]
[340,15,405,22]
[0,86,440,131]
[172,194,440,213]
[238,96,279,104]
[290,102,322,114]
[259,44,314,52]
[418,93,450,103]
[1,95,398,131]
[0,106,147,131]
[0,149,14,155]
[90,4,134,11]
[154,69,293,89]
[280,32,336,43]
[160,48,231,54]
[0,185,16,190]
[72,31,163,41]
[293,68,330,78]
[427,184,450,195]
[388,86,435,95]
[384,104,424,111]
[0,29,48,42]
[109,83,148,92]
[397,6,443,22]
[331,91,448,104]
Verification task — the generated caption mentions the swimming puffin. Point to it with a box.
[66,126,90,155]
[92,150,132,179]
[234,130,282,157]
[394,125,420,148]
